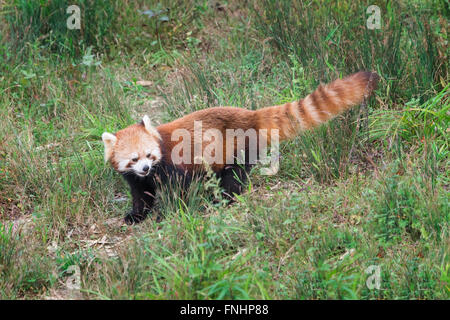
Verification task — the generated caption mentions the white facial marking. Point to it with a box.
[117,159,130,172]
[132,158,153,176]
[152,148,162,160]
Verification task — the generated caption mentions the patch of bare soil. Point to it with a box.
[0,197,22,220]
[0,194,36,236]
[45,288,84,300]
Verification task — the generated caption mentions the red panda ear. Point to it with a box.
[142,115,161,140]
[102,132,117,163]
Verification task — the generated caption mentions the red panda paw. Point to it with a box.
[124,211,148,225]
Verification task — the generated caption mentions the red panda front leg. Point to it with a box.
[219,164,251,200]
[123,175,156,224]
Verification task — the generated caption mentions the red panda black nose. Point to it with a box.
[142,165,149,172]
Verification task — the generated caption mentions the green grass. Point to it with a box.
[0,0,448,299]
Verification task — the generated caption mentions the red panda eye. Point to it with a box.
[146,153,151,158]
[132,157,138,162]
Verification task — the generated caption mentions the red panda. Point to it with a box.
[102,71,378,224]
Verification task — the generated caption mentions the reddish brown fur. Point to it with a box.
[157,107,257,172]
[111,71,378,173]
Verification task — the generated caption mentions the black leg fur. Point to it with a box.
[219,164,251,200]
[123,173,157,225]
[121,160,193,224]
[121,158,251,223]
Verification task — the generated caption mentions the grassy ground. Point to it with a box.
[0,0,448,299]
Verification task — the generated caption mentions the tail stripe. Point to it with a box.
[296,100,313,130]
[284,102,301,137]
[279,103,298,137]
[289,101,306,131]
[309,88,328,121]
[315,85,335,117]
[302,96,322,126]
[255,71,379,142]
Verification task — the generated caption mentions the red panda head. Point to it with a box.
[102,115,162,177]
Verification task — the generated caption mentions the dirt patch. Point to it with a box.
[0,195,23,220]
[45,288,84,300]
